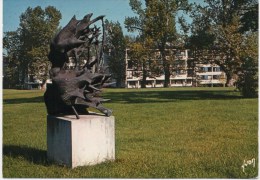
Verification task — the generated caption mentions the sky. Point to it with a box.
[3,0,201,36]
[3,0,138,35]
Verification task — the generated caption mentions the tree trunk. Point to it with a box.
[164,64,170,87]
[214,62,234,87]
[161,51,170,87]
[141,61,147,88]
[41,79,47,90]
[225,72,232,87]
[21,67,27,89]
[116,78,122,88]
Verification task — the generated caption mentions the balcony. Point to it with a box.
[172,74,187,79]
[196,71,223,76]
[199,79,226,84]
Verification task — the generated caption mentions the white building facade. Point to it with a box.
[125,49,226,88]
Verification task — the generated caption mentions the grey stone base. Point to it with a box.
[47,113,115,168]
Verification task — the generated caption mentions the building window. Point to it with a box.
[202,75,208,80]
[129,81,136,86]
[174,80,182,84]
[156,80,164,85]
[128,60,134,69]
[146,81,153,86]
[213,75,220,79]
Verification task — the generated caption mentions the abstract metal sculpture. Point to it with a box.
[44,13,112,119]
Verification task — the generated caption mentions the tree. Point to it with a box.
[3,31,21,88]
[144,0,176,87]
[189,0,258,87]
[128,37,154,88]
[236,57,258,97]
[125,0,190,87]
[104,20,127,87]
[20,6,61,85]
[236,28,258,97]
[3,6,62,88]
[240,1,258,33]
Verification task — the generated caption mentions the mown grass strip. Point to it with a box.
[3,87,258,178]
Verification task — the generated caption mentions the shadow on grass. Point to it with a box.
[104,90,243,104]
[3,89,244,105]
[3,96,44,105]
[3,144,48,166]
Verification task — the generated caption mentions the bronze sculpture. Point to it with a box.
[44,13,112,119]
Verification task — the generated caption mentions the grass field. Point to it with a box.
[3,87,258,178]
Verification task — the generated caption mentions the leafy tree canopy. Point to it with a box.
[105,20,127,87]
[3,6,61,88]
[125,0,190,87]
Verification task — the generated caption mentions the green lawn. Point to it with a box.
[3,87,258,178]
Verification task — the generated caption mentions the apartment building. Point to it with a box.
[125,49,226,88]
[195,64,226,87]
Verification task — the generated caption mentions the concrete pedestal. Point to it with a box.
[47,113,115,168]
